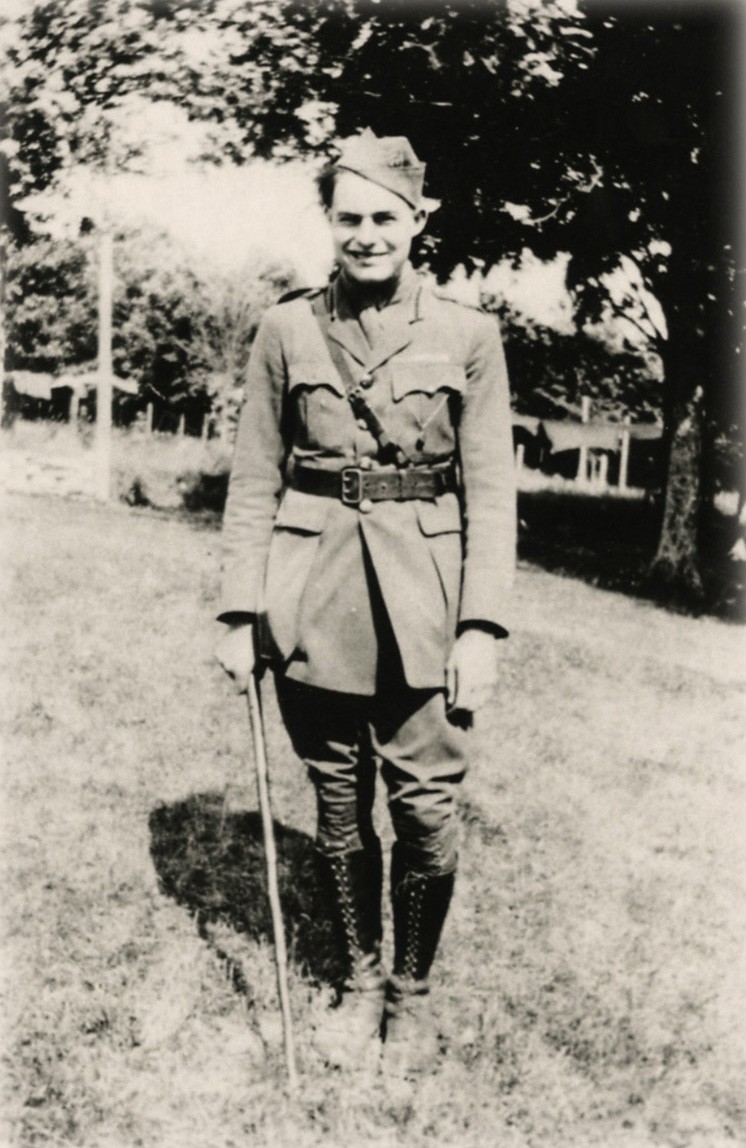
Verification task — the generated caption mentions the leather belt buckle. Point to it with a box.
[340,467,364,506]
[408,472,423,499]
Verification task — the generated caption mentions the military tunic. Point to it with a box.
[219,265,516,696]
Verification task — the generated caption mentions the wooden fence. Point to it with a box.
[513,400,663,492]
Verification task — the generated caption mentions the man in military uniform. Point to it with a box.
[216,128,516,1074]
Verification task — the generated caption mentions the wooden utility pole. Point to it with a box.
[95,225,114,502]
[619,415,631,492]
[576,395,591,484]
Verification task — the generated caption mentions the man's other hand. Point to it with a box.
[445,629,502,715]
[215,623,255,694]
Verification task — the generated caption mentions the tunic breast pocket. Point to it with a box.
[390,361,466,457]
[288,362,347,452]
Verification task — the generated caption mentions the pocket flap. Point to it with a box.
[391,361,466,401]
[288,361,345,397]
[274,487,333,533]
[415,493,462,536]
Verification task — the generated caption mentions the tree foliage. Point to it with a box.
[1,0,195,203]
[4,236,96,370]
[1,1,297,432]
[176,0,743,601]
[492,302,662,425]
[2,0,742,603]
[3,227,294,429]
[176,0,597,277]
[188,258,295,434]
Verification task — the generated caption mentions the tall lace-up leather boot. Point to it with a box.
[383,843,455,1075]
[312,842,386,1068]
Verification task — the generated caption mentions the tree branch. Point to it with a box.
[585,273,665,352]
[529,164,603,226]
[623,254,667,343]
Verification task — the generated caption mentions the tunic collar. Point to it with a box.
[324,263,424,370]
[332,263,421,320]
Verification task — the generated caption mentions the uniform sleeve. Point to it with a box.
[456,310,517,633]
[218,309,287,620]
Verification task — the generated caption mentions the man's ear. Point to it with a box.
[412,208,428,236]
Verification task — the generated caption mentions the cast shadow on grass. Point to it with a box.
[148,791,344,989]
[518,489,745,620]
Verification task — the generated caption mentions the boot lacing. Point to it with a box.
[398,876,426,982]
[326,851,384,989]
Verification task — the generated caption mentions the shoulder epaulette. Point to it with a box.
[277,286,325,304]
[432,289,485,313]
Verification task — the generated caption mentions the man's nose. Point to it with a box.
[355,219,377,246]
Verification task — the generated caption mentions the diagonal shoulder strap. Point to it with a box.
[309,294,410,465]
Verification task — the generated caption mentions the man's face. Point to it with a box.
[327,171,426,285]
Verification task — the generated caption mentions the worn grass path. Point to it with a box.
[1,492,744,1148]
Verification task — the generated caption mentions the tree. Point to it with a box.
[189,258,295,437]
[486,299,662,425]
[0,0,196,202]
[1,0,295,436]
[1,0,210,494]
[3,223,295,432]
[179,0,741,605]
[181,0,596,277]
[4,236,97,371]
[4,0,741,602]
[553,5,742,602]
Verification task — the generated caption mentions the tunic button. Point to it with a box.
[358,373,374,389]
[358,498,374,514]
[356,418,368,431]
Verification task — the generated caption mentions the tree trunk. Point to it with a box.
[645,150,725,608]
[0,236,6,429]
[649,381,705,601]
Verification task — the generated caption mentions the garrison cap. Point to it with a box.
[334,127,432,210]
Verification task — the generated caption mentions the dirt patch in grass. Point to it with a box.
[1,492,744,1148]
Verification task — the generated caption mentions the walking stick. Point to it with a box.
[246,671,299,1091]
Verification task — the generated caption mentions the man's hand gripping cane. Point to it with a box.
[215,621,256,695]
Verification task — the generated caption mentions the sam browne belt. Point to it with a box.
[290,463,457,507]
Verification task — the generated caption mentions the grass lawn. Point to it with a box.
[1,492,744,1148]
